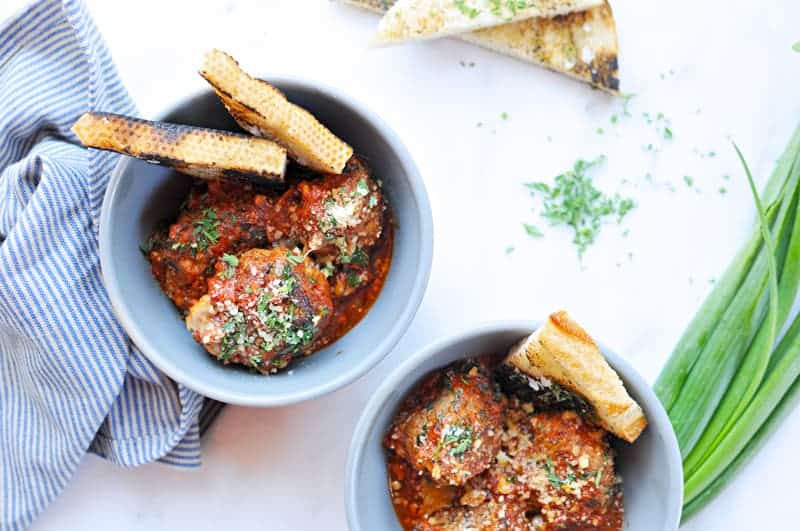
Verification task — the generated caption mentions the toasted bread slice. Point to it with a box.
[505,311,647,442]
[200,50,354,174]
[342,0,619,93]
[373,0,602,46]
[72,112,287,183]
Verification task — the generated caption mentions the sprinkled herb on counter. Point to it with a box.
[793,41,800,52]
[522,156,636,257]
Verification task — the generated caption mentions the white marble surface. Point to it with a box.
[6,0,800,529]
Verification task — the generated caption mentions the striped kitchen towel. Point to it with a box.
[0,1,222,529]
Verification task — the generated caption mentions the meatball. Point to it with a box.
[526,410,623,530]
[484,404,623,531]
[148,180,277,312]
[387,453,461,530]
[185,247,332,373]
[268,157,384,265]
[385,359,506,486]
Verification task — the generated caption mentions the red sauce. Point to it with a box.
[314,210,393,350]
[148,159,393,372]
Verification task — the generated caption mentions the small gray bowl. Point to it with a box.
[99,78,433,406]
[345,321,683,530]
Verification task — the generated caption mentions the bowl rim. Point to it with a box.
[344,319,684,531]
[98,76,434,407]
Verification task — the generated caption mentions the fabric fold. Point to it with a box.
[0,1,213,528]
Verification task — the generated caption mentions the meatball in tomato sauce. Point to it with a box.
[386,359,506,487]
[269,157,385,267]
[148,181,277,312]
[186,247,332,373]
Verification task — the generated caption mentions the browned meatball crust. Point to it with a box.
[386,359,507,487]
[481,404,623,531]
[186,247,332,373]
[148,181,277,312]
[268,157,384,267]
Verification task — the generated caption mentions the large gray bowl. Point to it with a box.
[99,78,433,406]
[345,321,683,530]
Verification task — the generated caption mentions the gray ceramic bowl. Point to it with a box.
[345,321,683,530]
[99,78,433,406]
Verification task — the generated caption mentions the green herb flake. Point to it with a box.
[440,424,474,457]
[793,41,800,52]
[684,175,695,187]
[500,111,509,120]
[355,178,370,197]
[664,127,673,140]
[347,272,362,288]
[193,208,221,251]
[505,245,515,254]
[453,0,480,18]
[523,224,543,238]
[218,311,249,361]
[341,247,369,267]
[545,459,566,488]
[220,253,239,279]
[368,194,379,208]
[286,252,304,265]
[522,156,636,256]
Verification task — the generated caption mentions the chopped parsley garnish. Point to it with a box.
[285,251,304,265]
[193,208,221,251]
[171,241,185,251]
[249,354,263,368]
[355,178,370,197]
[321,263,335,278]
[341,247,369,267]
[255,281,315,355]
[440,424,474,457]
[453,0,480,18]
[347,272,362,288]
[368,194,379,208]
[544,459,574,488]
[219,311,249,361]
[523,156,636,256]
[220,253,239,279]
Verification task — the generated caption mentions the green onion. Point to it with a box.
[655,126,800,411]
[684,310,800,508]
[683,153,800,475]
[657,124,800,520]
[682,367,800,521]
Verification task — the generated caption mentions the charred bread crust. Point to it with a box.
[71,112,287,182]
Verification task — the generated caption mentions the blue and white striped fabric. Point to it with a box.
[0,1,222,529]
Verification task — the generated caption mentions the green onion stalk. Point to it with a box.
[655,124,800,520]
